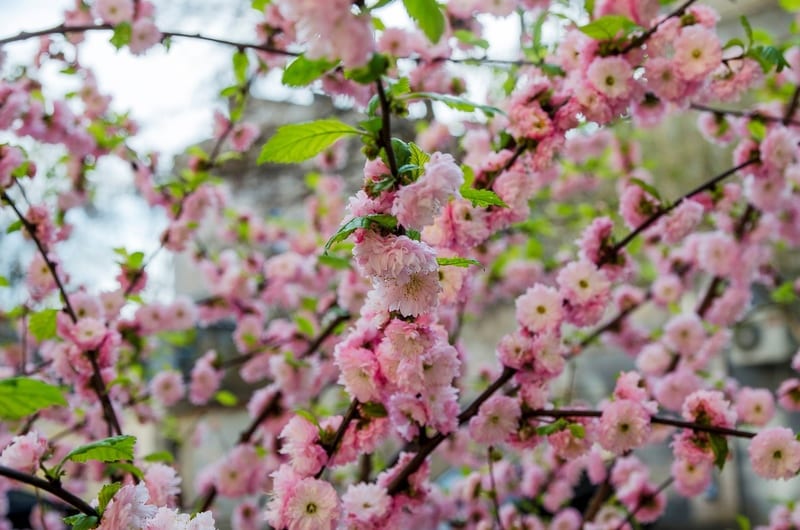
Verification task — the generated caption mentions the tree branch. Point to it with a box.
[0,465,98,518]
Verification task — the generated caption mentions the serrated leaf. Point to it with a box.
[578,15,641,40]
[63,435,136,465]
[723,37,747,50]
[109,22,131,50]
[29,308,58,341]
[143,451,174,463]
[214,390,238,407]
[63,514,99,530]
[460,187,508,208]
[403,0,445,44]
[98,483,121,513]
[536,418,568,436]
[403,92,503,116]
[748,45,791,73]
[282,55,338,87]
[0,377,67,420]
[567,423,585,439]
[6,219,22,234]
[258,119,362,164]
[389,77,411,96]
[710,433,728,470]
[408,142,430,180]
[436,257,481,268]
[324,214,397,251]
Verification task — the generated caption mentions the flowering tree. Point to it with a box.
[1,0,800,528]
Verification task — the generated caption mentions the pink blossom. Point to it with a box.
[468,395,521,445]
[0,431,48,473]
[93,0,134,24]
[150,370,186,407]
[144,464,181,507]
[697,232,736,277]
[280,415,327,477]
[342,483,391,525]
[673,26,722,81]
[736,387,775,427]
[98,483,157,530]
[284,477,340,530]
[598,399,651,454]
[682,390,736,428]
[619,184,660,230]
[230,123,260,152]
[515,284,564,334]
[586,56,633,100]
[748,427,800,480]
[663,313,706,357]
[189,350,223,405]
[129,18,162,55]
[335,345,381,402]
[660,199,704,244]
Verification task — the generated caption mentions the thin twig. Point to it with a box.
[487,447,506,530]
[0,465,98,518]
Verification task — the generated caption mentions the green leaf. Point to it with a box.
[436,257,481,268]
[295,409,319,427]
[0,377,68,420]
[748,45,791,73]
[233,50,249,85]
[453,29,489,49]
[747,120,767,141]
[109,22,131,49]
[282,55,338,86]
[403,0,445,44]
[360,401,388,419]
[740,16,754,47]
[403,92,503,116]
[536,418,568,436]
[29,308,58,341]
[214,390,238,407]
[344,54,389,84]
[63,514,99,530]
[324,214,397,251]
[578,15,641,40]
[63,435,136,465]
[723,37,747,50]
[98,483,121,513]
[407,142,430,181]
[709,433,729,470]
[737,514,752,530]
[251,0,271,11]
[6,219,22,234]
[771,281,797,304]
[628,177,661,201]
[294,315,315,337]
[143,451,174,464]
[258,119,362,164]
[567,423,586,439]
[389,77,411,97]
[0,275,9,287]
[318,254,351,270]
[460,187,508,208]
[780,0,800,10]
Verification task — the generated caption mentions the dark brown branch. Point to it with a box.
[618,0,697,54]
[375,79,399,178]
[487,447,506,530]
[690,103,800,128]
[0,465,98,518]
[315,400,360,479]
[608,158,759,259]
[617,476,674,530]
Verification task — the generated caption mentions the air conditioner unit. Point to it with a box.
[729,291,798,366]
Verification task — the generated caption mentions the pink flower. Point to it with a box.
[144,463,181,507]
[760,127,798,174]
[189,350,223,405]
[682,390,736,428]
[735,387,775,427]
[697,232,736,277]
[586,56,633,100]
[215,444,262,497]
[230,123,260,152]
[671,458,713,497]
[284,477,340,530]
[748,427,800,480]
[150,370,186,407]
[619,184,660,230]
[280,415,327,477]
[673,26,722,81]
[663,314,705,357]
[468,395,521,445]
[0,431,48,473]
[651,274,683,306]
[93,0,134,25]
[659,199,704,244]
[342,483,391,525]
[335,345,381,402]
[129,18,162,55]
[98,483,157,530]
[597,400,651,454]
[515,284,564,334]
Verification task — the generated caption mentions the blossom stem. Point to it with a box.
[689,103,800,128]
[0,464,98,518]
[617,476,674,530]
[375,79,399,178]
[618,0,698,55]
